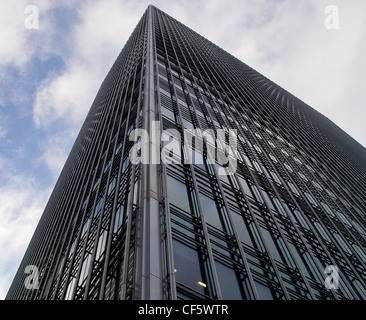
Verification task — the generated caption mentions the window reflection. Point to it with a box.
[199,193,224,231]
[172,239,209,295]
[255,280,275,300]
[215,261,246,300]
[238,177,253,198]
[231,212,253,246]
[167,175,192,214]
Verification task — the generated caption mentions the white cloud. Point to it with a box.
[0,156,50,299]
[0,127,6,138]
[33,65,100,129]
[225,0,366,146]
[0,0,55,68]
[33,0,145,130]
[0,111,6,139]
[38,130,76,181]
[0,1,32,68]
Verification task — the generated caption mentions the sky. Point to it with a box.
[0,0,365,299]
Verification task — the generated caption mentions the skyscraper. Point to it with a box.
[6,5,366,300]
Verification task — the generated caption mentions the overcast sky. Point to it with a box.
[0,0,365,299]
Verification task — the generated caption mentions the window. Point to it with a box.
[107,177,116,195]
[298,172,308,182]
[265,128,273,135]
[238,177,254,198]
[161,131,181,163]
[270,171,281,185]
[231,212,253,246]
[104,158,112,173]
[65,278,76,300]
[161,106,175,120]
[260,227,283,263]
[121,156,130,173]
[94,197,103,217]
[311,180,322,190]
[281,149,289,157]
[173,239,209,295]
[189,146,205,170]
[215,261,246,299]
[167,175,192,213]
[288,182,299,196]
[269,153,277,163]
[254,144,262,154]
[268,141,276,148]
[255,280,275,300]
[252,160,262,173]
[79,253,92,285]
[93,176,100,191]
[114,203,125,233]
[284,163,293,173]
[95,230,107,261]
[199,193,224,231]
[304,192,317,206]
[293,157,302,165]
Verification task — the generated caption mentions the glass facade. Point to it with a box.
[6,5,366,300]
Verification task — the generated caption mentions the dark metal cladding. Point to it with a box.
[6,5,366,300]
